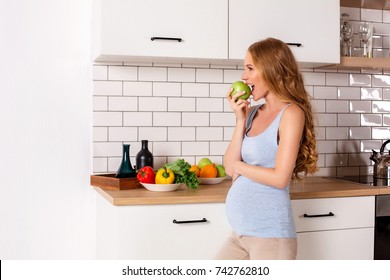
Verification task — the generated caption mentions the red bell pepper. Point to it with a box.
[137,166,155,184]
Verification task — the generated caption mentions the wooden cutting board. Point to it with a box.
[90,174,141,191]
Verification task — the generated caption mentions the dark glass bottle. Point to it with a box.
[115,144,136,178]
[136,140,154,170]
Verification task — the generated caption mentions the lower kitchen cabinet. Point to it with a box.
[96,195,231,259]
[291,196,375,260]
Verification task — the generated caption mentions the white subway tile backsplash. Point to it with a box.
[337,140,361,153]
[168,68,196,82]
[139,127,167,141]
[196,127,223,141]
[349,100,372,113]
[123,82,153,96]
[181,142,209,156]
[93,112,122,126]
[153,112,181,126]
[93,127,108,142]
[350,74,372,87]
[326,100,349,113]
[153,82,181,97]
[316,114,337,126]
[303,72,326,85]
[196,98,224,112]
[124,112,153,126]
[223,69,243,83]
[139,97,167,111]
[168,98,196,111]
[349,127,371,139]
[372,127,390,139]
[361,88,382,100]
[153,142,181,156]
[93,96,108,111]
[338,114,360,126]
[373,100,390,112]
[314,86,337,99]
[196,69,223,83]
[108,127,138,142]
[108,96,138,111]
[93,81,122,96]
[139,67,167,81]
[210,83,230,98]
[361,114,382,126]
[168,127,195,141]
[182,83,209,97]
[93,65,108,80]
[108,66,137,81]
[326,73,349,86]
[338,87,361,99]
[182,112,209,126]
[317,140,337,153]
[92,6,390,174]
[372,75,390,87]
[326,127,349,139]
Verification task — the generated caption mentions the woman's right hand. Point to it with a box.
[226,88,250,121]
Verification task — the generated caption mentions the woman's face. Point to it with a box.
[241,51,269,101]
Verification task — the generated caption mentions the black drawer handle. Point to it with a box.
[173,218,207,224]
[303,212,334,218]
[287,43,302,47]
[151,37,183,42]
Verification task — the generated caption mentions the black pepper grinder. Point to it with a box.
[136,140,154,170]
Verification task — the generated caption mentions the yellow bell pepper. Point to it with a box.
[155,167,175,184]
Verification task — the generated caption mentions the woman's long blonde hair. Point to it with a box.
[248,38,318,178]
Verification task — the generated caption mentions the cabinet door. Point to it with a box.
[96,195,231,259]
[93,0,228,61]
[229,0,340,66]
[297,228,374,260]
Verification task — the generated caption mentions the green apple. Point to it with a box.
[216,164,226,177]
[198,158,212,169]
[230,81,251,100]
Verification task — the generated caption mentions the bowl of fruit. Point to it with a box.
[190,158,227,185]
[137,160,202,191]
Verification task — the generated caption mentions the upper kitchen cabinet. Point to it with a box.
[92,0,228,62]
[229,0,340,67]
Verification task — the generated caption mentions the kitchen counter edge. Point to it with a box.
[94,176,390,206]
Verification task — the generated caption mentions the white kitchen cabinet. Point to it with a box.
[96,194,231,259]
[93,0,228,62]
[229,0,340,67]
[291,196,375,260]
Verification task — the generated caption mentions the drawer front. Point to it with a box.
[97,200,231,259]
[291,196,375,232]
[297,227,374,260]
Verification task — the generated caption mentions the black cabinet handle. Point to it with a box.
[303,212,334,218]
[151,37,183,42]
[172,218,207,224]
[287,43,302,47]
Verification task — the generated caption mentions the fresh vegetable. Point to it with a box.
[137,166,155,184]
[155,167,175,184]
[165,159,201,189]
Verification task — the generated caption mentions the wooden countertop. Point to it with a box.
[95,176,390,206]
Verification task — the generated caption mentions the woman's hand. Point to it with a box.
[227,88,250,121]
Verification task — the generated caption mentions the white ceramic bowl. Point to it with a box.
[140,182,183,192]
[199,176,227,185]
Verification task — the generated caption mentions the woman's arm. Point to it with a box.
[232,104,305,188]
[224,89,250,178]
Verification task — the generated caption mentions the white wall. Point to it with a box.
[0,0,96,259]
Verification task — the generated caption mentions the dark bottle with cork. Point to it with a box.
[136,140,154,170]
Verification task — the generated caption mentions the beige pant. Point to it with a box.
[215,232,297,260]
